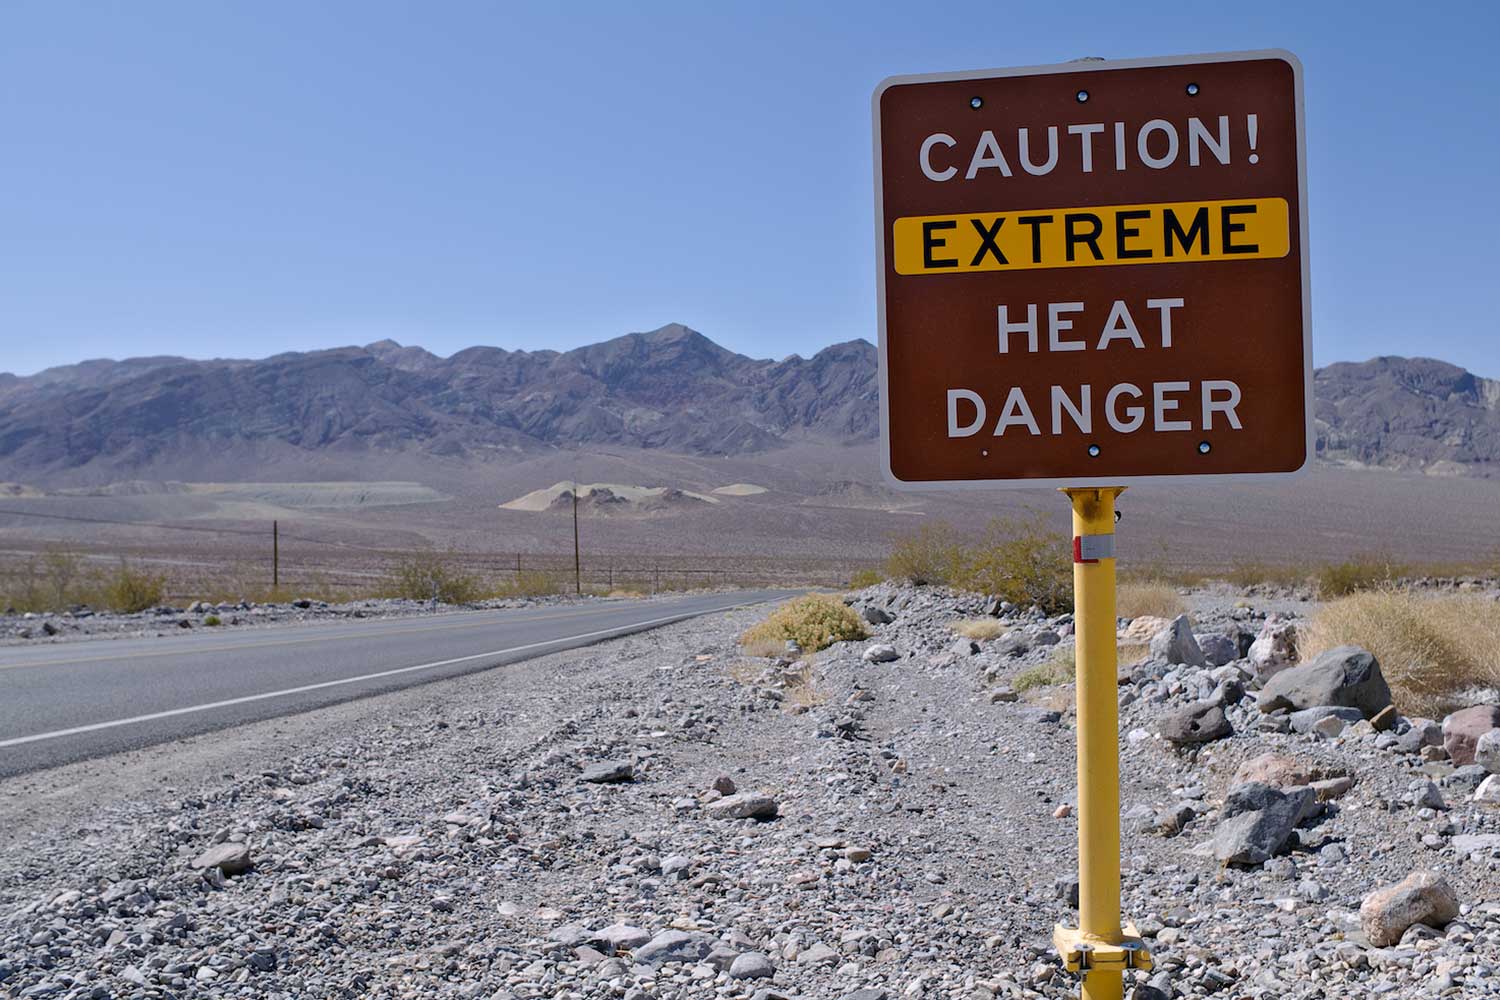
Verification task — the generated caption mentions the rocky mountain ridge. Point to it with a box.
[1,325,1496,481]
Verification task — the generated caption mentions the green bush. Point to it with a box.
[203,614,222,626]
[103,560,167,613]
[740,593,867,656]
[1013,646,1076,690]
[1316,555,1406,599]
[384,550,483,604]
[885,522,964,586]
[848,568,883,589]
[886,515,1072,612]
[497,569,565,598]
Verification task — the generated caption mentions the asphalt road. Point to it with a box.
[0,590,793,778]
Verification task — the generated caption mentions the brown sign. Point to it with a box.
[873,51,1311,487]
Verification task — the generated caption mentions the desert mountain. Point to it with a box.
[0,325,1496,482]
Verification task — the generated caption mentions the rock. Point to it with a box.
[1359,871,1459,947]
[1289,705,1365,734]
[1211,783,1316,866]
[1256,646,1392,718]
[728,952,775,979]
[592,924,651,952]
[1371,704,1398,731]
[1311,776,1354,801]
[1452,833,1500,854]
[1442,705,1500,765]
[1157,701,1232,744]
[1149,615,1206,667]
[1248,615,1298,681]
[797,942,839,966]
[191,842,253,876]
[861,605,893,625]
[1475,729,1500,774]
[1196,633,1238,667]
[988,686,1018,703]
[1395,718,1444,755]
[862,643,899,663]
[1408,778,1446,810]
[1120,615,1172,643]
[579,759,634,783]
[1475,774,1500,804]
[705,793,779,820]
[1232,753,1312,788]
[712,774,738,795]
[633,930,713,967]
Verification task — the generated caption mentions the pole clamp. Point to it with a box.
[1053,922,1153,974]
[1072,533,1116,563]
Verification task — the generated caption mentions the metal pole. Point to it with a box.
[273,520,279,591]
[1053,486,1149,1000]
[572,484,581,596]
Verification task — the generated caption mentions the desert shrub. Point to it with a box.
[203,614,222,627]
[385,550,483,604]
[848,568,883,589]
[1299,591,1500,717]
[497,569,565,598]
[740,593,867,656]
[959,515,1072,614]
[1013,646,1075,691]
[954,618,1005,641]
[1316,555,1407,599]
[886,522,964,586]
[1117,580,1185,620]
[1224,561,1309,591]
[103,560,166,613]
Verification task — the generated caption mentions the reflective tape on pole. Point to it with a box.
[1072,534,1116,564]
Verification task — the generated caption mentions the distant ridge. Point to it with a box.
[0,326,1495,481]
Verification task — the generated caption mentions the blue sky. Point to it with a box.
[1,1,1495,376]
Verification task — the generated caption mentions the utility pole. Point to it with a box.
[572,482,581,595]
[273,520,279,592]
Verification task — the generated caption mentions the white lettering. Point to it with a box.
[1202,380,1243,430]
[965,130,1013,179]
[1153,381,1192,431]
[993,387,1041,436]
[1187,116,1230,166]
[1051,384,1092,434]
[997,304,1039,353]
[1018,126,1059,176]
[1048,302,1086,352]
[1105,383,1144,432]
[1067,123,1104,172]
[1137,119,1180,169]
[920,133,958,182]
[1096,300,1144,350]
[947,389,985,437]
[1146,297,1185,348]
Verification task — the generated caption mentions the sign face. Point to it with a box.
[873,51,1311,488]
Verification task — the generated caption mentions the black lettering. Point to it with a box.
[1064,213,1103,262]
[969,217,1007,266]
[1114,209,1151,259]
[1017,214,1053,264]
[1221,204,1259,254]
[923,220,958,268]
[1163,207,1209,257]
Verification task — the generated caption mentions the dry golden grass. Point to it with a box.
[1117,581,1186,620]
[1300,590,1500,717]
[606,588,646,599]
[1013,646,1076,691]
[739,593,868,657]
[954,618,1006,641]
[1117,641,1152,666]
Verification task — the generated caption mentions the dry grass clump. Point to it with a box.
[848,568,883,590]
[101,560,168,613]
[885,515,1071,613]
[954,618,1006,641]
[1013,646,1076,691]
[1117,581,1185,620]
[739,593,867,657]
[1300,590,1500,717]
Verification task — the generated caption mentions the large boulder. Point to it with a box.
[705,793,779,820]
[1248,616,1298,681]
[1196,633,1238,667]
[1442,706,1500,766]
[1211,782,1317,866]
[1232,753,1312,788]
[1150,615,1207,667]
[1475,729,1500,774]
[1120,615,1172,643]
[1360,871,1459,947]
[191,842,253,876]
[1256,646,1391,718]
[632,930,714,967]
[1157,701,1232,745]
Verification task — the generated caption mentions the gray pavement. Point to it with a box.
[0,590,792,777]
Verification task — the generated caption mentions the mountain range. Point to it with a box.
[0,323,1496,483]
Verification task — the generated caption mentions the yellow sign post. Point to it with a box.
[1052,487,1151,999]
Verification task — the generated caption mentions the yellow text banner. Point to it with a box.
[892,198,1289,275]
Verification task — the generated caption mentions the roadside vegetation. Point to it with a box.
[1117,580,1186,620]
[886,515,1072,613]
[0,548,167,614]
[1300,590,1500,718]
[739,593,867,658]
[1013,646,1076,691]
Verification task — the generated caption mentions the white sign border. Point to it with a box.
[871,49,1313,491]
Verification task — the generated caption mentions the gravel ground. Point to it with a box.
[2,583,1499,1000]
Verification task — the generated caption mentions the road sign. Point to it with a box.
[873,51,1310,487]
